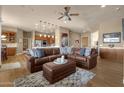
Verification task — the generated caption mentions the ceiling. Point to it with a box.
[1,5,124,33]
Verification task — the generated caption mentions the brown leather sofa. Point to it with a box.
[67,48,98,69]
[26,48,61,73]
[26,47,98,73]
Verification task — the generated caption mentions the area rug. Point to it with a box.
[0,62,21,72]
[14,68,95,87]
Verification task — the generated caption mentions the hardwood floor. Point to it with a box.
[0,54,123,87]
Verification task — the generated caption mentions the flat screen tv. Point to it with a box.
[103,32,121,43]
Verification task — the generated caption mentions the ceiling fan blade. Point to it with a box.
[58,16,64,20]
[70,13,79,16]
[58,12,63,15]
[64,7,71,12]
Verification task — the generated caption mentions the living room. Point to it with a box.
[0,5,124,87]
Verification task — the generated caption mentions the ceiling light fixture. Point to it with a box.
[48,35,50,38]
[40,34,42,37]
[101,5,106,8]
[64,20,67,24]
[52,35,54,38]
[116,7,120,11]
[44,34,47,37]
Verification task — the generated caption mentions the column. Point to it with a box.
[55,27,61,47]
[32,31,35,48]
[0,6,2,67]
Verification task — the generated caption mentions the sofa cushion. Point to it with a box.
[29,49,37,57]
[49,54,62,61]
[66,47,72,54]
[84,48,91,56]
[35,49,45,58]
[53,48,60,55]
[60,47,68,54]
[75,56,87,62]
[67,54,76,60]
[73,48,80,55]
[80,48,85,56]
[44,48,53,56]
[35,57,49,66]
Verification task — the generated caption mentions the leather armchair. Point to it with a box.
[68,48,98,69]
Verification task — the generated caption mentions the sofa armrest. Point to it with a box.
[86,53,98,60]
[85,53,98,69]
[29,57,36,65]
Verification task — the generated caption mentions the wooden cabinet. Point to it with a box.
[6,48,16,56]
[35,35,55,45]
[2,31,16,43]
[100,48,124,62]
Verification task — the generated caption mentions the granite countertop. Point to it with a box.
[100,47,124,49]
[2,43,17,48]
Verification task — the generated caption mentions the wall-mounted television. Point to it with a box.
[103,32,121,43]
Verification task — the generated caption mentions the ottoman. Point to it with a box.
[43,60,76,84]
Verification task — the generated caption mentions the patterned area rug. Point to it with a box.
[14,68,95,87]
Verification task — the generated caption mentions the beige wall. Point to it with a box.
[69,31,81,47]
[2,25,17,32]
[99,18,124,47]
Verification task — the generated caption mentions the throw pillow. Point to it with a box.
[32,49,38,57]
[29,49,35,57]
[74,48,80,55]
[60,47,68,54]
[80,48,85,56]
[60,47,64,54]
[67,47,72,54]
[84,48,91,56]
[36,49,45,58]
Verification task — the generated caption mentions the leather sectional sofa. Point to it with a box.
[25,48,98,73]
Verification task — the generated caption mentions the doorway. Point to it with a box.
[82,37,88,47]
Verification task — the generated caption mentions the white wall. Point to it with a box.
[91,31,99,48]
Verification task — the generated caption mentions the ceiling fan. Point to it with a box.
[58,6,79,22]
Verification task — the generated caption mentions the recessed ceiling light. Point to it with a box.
[116,8,120,11]
[101,5,106,8]
[35,24,38,26]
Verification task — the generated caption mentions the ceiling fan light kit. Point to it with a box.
[58,6,79,23]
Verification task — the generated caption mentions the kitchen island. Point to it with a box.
[100,47,124,62]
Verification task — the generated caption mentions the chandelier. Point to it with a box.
[35,20,58,38]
